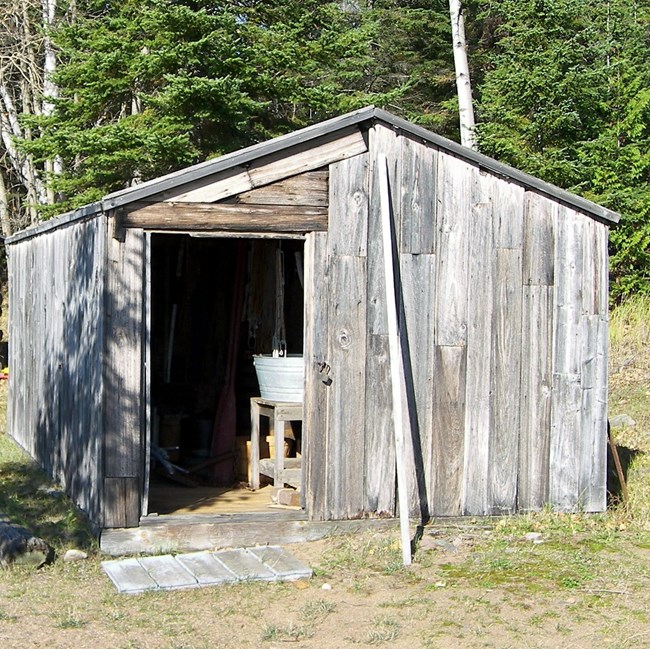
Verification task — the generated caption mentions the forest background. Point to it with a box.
[0,0,648,302]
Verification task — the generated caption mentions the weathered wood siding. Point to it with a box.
[7,215,106,524]
[312,123,609,519]
[103,225,147,527]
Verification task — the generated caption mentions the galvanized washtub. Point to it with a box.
[253,354,305,403]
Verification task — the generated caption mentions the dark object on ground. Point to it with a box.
[0,521,54,568]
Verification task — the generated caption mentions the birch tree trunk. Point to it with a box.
[449,0,477,150]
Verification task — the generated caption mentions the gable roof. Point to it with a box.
[7,106,619,244]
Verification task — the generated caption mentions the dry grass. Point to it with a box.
[0,299,649,648]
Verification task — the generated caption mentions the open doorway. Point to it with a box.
[147,234,305,516]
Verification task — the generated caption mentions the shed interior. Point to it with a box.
[147,234,305,515]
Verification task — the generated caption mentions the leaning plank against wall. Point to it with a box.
[7,215,106,525]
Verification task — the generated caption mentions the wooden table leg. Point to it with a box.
[250,398,261,490]
[273,412,285,487]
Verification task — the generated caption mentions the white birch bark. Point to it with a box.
[449,0,477,150]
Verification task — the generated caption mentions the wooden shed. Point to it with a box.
[6,107,618,552]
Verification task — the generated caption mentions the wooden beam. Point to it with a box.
[159,128,366,203]
[122,202,328,232]
[236,170,328,207]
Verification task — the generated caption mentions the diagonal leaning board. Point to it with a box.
[101,545,312,594]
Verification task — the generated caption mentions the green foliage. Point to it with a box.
[472,0,650,301]
[22,0,456,215]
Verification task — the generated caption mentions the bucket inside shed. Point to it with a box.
[253,354,305,403]
[147,234,305,516]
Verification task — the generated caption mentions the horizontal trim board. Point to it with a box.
[123,202,328,232]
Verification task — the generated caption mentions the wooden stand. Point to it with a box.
[250,397,303,489]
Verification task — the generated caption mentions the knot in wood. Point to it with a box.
[336,329,352,349]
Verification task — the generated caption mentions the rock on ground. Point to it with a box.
[0,521,53,568]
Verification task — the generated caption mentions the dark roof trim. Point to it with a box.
[5,202,104,245]
[7,106,619,245]
[102,106,378,209]
[372,108,620,225]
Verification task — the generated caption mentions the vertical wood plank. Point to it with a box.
[492,177,525,249]
[303,232,330,520]
[431,345,466,516]
[399,252,436,517]
[488,248,523,514]
[104,226,145,485]
[328,154,369,257]
[399,137,437,254]
[549,373,582,510]
[326,255,367,519]
[363,334,396,515]
[367,124,400,337]
[518,286,553,510]
[435,153,472,346]
[522,192,556,286]
[461,173,494,515]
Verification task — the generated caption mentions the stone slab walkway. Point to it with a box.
[101,545,312,594]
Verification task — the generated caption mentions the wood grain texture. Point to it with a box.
[431,345,466,516]
[399,253,436,518]
[236,170,329,207]
[363,334,396,515]
[488,248,523,514]
[123,202,328,232]
[161,129,367,203]
[399,136,437,254]
[549,372,582,510]
[302,232,330,520]
[7,216,106,526]
[326,255,367,519]
[518,286,553,510]
[328,153,369,256]
[461,174,495,515]
[522,192,556,286]
[435,153,473,346]
[103,477,140,529]
[104,227,145,483]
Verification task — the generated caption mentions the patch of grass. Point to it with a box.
[365,617,401,645]
[320,534,404,576]
[56,607,87,629]
[260,621,314,642]
[301,597,336,622]
[0,429,96,553]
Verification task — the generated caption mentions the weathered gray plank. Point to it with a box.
[236,170,329,207]
[553,206,584,376]
[103,477,140,528]
[488,248,523,514]
[522,192,556,286]
[123,201,328,232]
[578,315,608,511]
[399,253,436,518]
[214,549,277,581]
[431,345,466,516]
[518,286,553,511]
[101,557,158,594]
[162,128,367,203]
[104,226,144,480]
[549,373,582,510]
[435,153,473,346]
[492,176,525,249]
[175,552,238,585]
[328,153,369,256]
[303,232,330,520]
[326,255,367,519]
[461,175,494,515]
[248,545,313,580]
[137,555,199,590]
[363,334,396,515]
[367,123,400,336]
[399,136,436,254]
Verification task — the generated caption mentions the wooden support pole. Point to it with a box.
[378,154,412,566]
